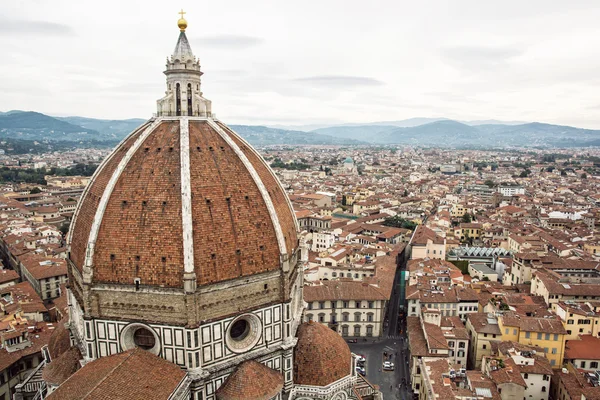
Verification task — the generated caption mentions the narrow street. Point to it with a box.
[348,257,413,399]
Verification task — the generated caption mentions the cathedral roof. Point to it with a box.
[46,348,186,400]
[47,317,70,359]
[68,119,298,289]
[42,346,82,386]
[294,321,352,387]
[215,360,284,400]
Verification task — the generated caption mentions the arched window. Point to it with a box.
[187,83,193,116]
[175,83,181,116]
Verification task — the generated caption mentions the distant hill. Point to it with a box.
[57,116,146,141]
[0,111,102,141]
[229,125,368,146]
[310,120,600,147]
[1,110,599,148]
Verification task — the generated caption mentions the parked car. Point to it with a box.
[347,339,358,343]
[355,366,366,376]
[383,361,395,371]
[355,354,366,363]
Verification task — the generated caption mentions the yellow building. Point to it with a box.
[498,314,566,368]
[465,313,502,369]
[554,302,600,341]
[454,223,482,241]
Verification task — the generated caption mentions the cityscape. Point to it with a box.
[1,2,600,400]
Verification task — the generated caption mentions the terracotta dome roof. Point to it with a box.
[68,119,297,289]
[294,321,352,386]
[48,318,70,359]
[46,348,186,400]
[216,360,284,400]
[42,346,82,385]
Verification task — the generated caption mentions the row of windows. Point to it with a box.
[306,312,376,323]
[580,361,599,369]
[523,332,560,341]
[307,300,376,310]
[329,272,374,279]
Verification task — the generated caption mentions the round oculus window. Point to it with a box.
[133,327,156,350]
[230,319,250,341]
[225,314,262,353]
[120,323,161,355]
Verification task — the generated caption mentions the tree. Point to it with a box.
[59,223,69,236]
[519,170,530,178]
[30,187,42,194]
[461,213,472,223]
[560,170,567,176]
[383,216,417,230]
[484,180,495,188]
[403,189,408,197]
[581,173,588,179]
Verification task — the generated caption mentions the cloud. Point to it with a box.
[0,18,74,36]
[293,75,384,87]
[441,45,524,70]
[192,34,264,49]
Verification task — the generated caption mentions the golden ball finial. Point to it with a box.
[177,9,187,31]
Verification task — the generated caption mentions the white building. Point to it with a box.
[497,186,525,196]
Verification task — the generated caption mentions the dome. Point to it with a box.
[293,321,352,386]
[48,317,71,359]
[42,346,82,386]
[68,119,297,289]
[46,348,186,400]
[216,360,284,400]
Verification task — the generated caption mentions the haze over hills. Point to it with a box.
[0,110,599,148]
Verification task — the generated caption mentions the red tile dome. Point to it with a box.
[216,360,284,400]
[67,118,297,289]
[294,321,352,387]
[48,317,71,359]
[42,346,82,386]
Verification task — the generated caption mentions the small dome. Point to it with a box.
[294,321,352,386]
[48,318,70,359]
[216,360,283,400]
[42,347,82,385]
[46,348,186,400]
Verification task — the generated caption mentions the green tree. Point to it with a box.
[484,180,495,188]
[383,216,417,230]
[581,173,588,179]
[461,213,472,223]
[59,223,69,236]
[30,187,42,194]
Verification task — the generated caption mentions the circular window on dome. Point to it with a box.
[133,327,156,350]
[230,319,250,341]
[225,314,262,353]
[120,323,160,355]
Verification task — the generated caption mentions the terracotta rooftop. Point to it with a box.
[68,119,298,289]
[216,360,283,400]
[42,346,82,386]
[294,321,351,387]
[565,335,600,361]
[47,348,186,400]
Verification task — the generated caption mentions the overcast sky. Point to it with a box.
[2,1,600,128]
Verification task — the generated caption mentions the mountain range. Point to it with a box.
[0,110,599,148]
